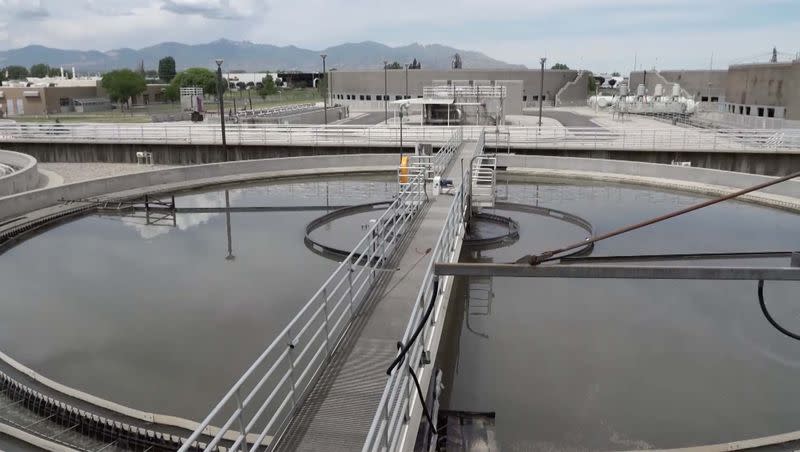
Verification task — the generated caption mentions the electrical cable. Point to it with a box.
[758,279,800,341]
[387,277,439,375]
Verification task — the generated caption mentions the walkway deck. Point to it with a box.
[274,142,474,451]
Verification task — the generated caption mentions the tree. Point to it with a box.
[47,67,61,77]
[588,76,597,93]
[3,65,29,80]
[30,63,51,78]
[551,63,570,70]
[611,71,621,77]
[410,58,421,69]
[257,74,278,99]
[385,61,402,69]
[145,70,158,79]
[170,67,223,96]
[158,56,176,83]
[164,84,180,102]
[101,69,146,107]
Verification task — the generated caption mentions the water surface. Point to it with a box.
[443,179,800,450]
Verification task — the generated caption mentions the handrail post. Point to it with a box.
[382,400,391,449]
[347,264,355,314]
[286,329,298,408]
[322,287,331,357]
[235,388,249,452]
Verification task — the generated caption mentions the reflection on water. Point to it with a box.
[444,179,800,450]
[0,176,395,420]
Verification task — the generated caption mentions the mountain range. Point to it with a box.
[0,40,525,73]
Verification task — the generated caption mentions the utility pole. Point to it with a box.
[320,54,328,126]
[215,59,228,161]
[383,60,388,124]
[538,57,546,127]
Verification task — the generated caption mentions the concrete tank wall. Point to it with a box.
[0,153,398,222]
[0,149,39,196]
[1,142,409,165]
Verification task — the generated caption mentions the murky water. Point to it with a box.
[0,176,395,421]
[443,178,800,450]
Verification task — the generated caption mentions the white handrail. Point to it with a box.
[1,123,799,152]
[362,132,483,452]
[177,130,463,452]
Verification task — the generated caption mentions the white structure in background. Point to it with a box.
[180,87,204,112]
[589,82,698,115]
[223,72,276,90]
[593,73,627,90]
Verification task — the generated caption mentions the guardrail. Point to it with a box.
[400,128,463,182]
[178,172,426,452]
[178,129,462,452]
[1,123,799,153]
[362,133,482,452]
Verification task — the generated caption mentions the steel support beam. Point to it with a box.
[434,263,800,280]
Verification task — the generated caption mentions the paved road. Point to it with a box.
[525,110,600,128]
[338,112,388,125]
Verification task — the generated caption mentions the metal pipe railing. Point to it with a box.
[1,123,798,152]
[362,132,483,452]
[177,130,462,452]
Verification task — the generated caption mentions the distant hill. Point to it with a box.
[0,40,525,73]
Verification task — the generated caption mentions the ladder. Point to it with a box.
[471,155,497,208]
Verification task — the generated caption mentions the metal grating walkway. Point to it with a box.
[273,143,473,451]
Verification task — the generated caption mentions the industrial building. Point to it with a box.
[0,79,169,117]
[327,68,591,113]
[629,58,800,122]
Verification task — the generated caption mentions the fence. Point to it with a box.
[1,123,799,153]
[361,133,482,452]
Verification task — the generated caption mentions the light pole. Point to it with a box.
[404,63,409,99]
[383,60,388,124]
[320,54,328,126]
[215,59,228,161]
[538,57,546,127]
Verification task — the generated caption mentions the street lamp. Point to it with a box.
[538,57,546,127]
[320,54,328,126]
[383,60,388,124]
[404,63,409,99]
[215,58,228,161]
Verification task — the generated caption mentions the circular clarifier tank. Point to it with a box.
[0,175,396,420]
[442,177,800,450]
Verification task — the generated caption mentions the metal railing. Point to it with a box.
[178,129,462,452]
[177,173,426,452]
[399,128,463,183]
[470,135,496,208]
[423,85,506,98]
[362,133,483,452]
[1,123,799,153]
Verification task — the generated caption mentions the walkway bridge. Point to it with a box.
[178,130,491,452]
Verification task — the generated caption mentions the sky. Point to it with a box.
[0,0,799,73]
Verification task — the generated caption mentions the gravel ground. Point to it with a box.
[38,163,181,185]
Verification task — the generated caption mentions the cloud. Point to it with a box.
[160,0,266,20]
[0,0,49,19]
[83,0,135,16]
